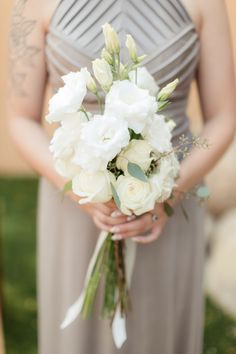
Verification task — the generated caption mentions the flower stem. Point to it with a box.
[80,106,90,121]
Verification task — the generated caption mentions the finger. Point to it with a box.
[132,231,160,244]
[95,203,114,216]
[93,216,110,232]
[132,224,162,244]
[110,213,152,237]
[95,210,128,227]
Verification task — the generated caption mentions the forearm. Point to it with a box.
[176,112,235,195]
[8,116,66,190]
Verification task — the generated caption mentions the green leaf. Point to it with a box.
[127,162,148,182]
[111,183,121,209]
[163,202,174,217]
[196,186,210,199]
[61,181,72,200]
[62,180,72,195]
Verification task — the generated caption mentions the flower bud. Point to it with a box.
[157,79,179,101]
[101,47,113,65]
[86,72,97,94]
[102,23,120,54]
[126,34,138,63]
[92,58,113,89]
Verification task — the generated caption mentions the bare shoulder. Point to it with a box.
[42,0,61,32]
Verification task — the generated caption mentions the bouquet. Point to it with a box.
[46,23,208,348]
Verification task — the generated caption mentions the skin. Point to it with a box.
[8,0,236,244]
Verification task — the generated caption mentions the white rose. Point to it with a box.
[143,114,174,153]
[105,80,157,134]
[116,175,156,216]
[73,114,130,172]
[128,67,159,96]
[72,170,113,204]
[117,139,153,173]
[150,153,180,202]
[46,69,89,123]
[92,58,113,89]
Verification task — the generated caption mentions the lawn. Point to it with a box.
[0,177,236,354]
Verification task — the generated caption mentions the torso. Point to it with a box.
[43,0,201,142]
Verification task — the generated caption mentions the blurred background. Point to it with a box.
[1,1,236,353]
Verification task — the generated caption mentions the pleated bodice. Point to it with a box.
[45,0,200,139]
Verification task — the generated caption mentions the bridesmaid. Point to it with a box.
[8,0,236,353]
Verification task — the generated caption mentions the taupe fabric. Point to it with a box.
[38,1,205,353]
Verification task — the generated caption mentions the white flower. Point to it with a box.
[143,114,175,153]
[49,112,87,179]
[73,114,130,172]
[150,153,180,202]
[92,59,113,89]
[46,69,89,123]
[117,139,153,173]
[116,175,156,216]
[72,170,113,204]
[105,80,157,134]
[102,23,120,54]
[54,158,81,179]
[128,67,159,96]
[49,112,86,159]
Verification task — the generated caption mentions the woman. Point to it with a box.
[8,0,236,353]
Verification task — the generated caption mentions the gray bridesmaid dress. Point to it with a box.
[37,0,205,353]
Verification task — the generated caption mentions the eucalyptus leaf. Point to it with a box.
[127,162,148,182]
[196,186,210,199]
[111,183,121,209]
[61,181,72,198]
[163,202,174,217]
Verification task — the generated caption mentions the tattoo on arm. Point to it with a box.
[9,0,41,96]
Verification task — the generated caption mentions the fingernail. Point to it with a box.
[112,234,123,241]
[110,226,120,233]
[127,215,136,222]
[111,210,122,218]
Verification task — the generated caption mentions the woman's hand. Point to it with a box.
[68,191,129,230]
[110,203,168,244]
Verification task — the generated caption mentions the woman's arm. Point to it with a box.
[178,0,236,193]
[8,0,64,188]
[8,0,127,228]
[112,0,236,243]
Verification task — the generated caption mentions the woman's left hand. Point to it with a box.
[110,203,168,244]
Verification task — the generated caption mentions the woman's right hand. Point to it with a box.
[68,191,131,232]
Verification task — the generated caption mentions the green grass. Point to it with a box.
[0,177,236,354]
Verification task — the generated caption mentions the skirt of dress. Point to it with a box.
[37,177,205,354]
